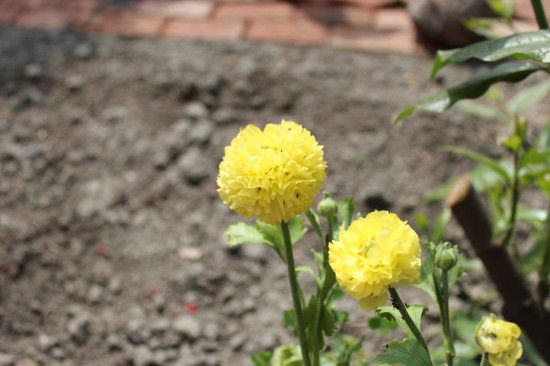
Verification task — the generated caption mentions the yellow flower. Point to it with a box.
[476,315,522,366]
[328,211,421,310]
[217,120,327,224]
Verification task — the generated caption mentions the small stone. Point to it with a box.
[228,333,247,351]
[177,147,209,185]
[172,315,201,340]
[133,346,156,366]
[203,322,219,340]
[183,102,209,120]
[178,247,202,261]
[24,64,43,80]
[126,319,149,345]
[151,318,170,335]
[0,353,15,366]
[241,244,269,263]
[108,276,122,294]
[103,106,127,124]
[88,284,103,304]
[37,333,55,352]
[73,43,94,59]
[107,334,123,351]
[67,314,90,345]
[212,108,236,125]
[189,120,213,145]
[65,75,84,91]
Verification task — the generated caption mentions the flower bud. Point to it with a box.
[435,242,458,271]
[317,193,338,217]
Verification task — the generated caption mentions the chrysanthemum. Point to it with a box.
[217,120,327,224]
[328,211,421,310]
[476,315,522,366]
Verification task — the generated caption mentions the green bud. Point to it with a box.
[435,242,458,271]
[317,192,338,217]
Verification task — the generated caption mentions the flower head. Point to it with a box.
[217,120,327,224]
[476,315,522,366]
[328,211,421,310]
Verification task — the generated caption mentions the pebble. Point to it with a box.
[133,346,155,366]
[67,313,90,345]
[183,102,209,120]
[189,120,213,145]
[177,147,209,185]
[0,353,15,366]
[73,43,94,59]
[172,315,202,340]
[24,64,43,80]
[212,108,237,125]
[88,284,103,304]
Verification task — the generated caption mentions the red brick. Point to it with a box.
[338,0,401,9]
[247,19,329,44]
[90,12,166,36]
[0,4,23,24]
[331,27,420,53]
[17,8,67,30]
[137,1,213,19]
[214,2,298,20]
[373,8,413,31]
[299,5,376,27]
[161,19,244,40]
[515,0,550,20]
[65,1,99,26]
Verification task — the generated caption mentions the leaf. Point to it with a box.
[320,306,336,336]
[251,351,273,366]
[376,305,427,338]
[337,198,355,229]
[306,209,323,241]
[537,122,550,149]
[225,222,266,248]
[288,216,307,245]
[508,80,550,115]
[395,62,548,123]
[271,345,303,366]
[368,315,398,336]
[457,100,507,122]
[432,30,550,77]
[375,338,433,366]
[462,17,507,39]
[486,0,514,19]
[296,265,317,279]
[443,146,510,182]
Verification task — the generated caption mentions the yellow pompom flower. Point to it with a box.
[217,120,327,224]
[328,211,421,310]
[476,315,523,366]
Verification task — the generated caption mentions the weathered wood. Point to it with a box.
[446,175,550,363]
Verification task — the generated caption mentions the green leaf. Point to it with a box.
[395,62,548,123]
[443,146,510,182]
[225,222,266,247]
[337,198,355,229]
[432,30,550,77]
[376,338,433,366]
[432,207,451,243]
[321,306,336,336]
[271,345,303,366]
[462,17,506,39]
[252,351,273,366]
[288,216,307,245]
[306,209,323,241]
[486,0,514,19]
[457,100,508,122]
[376,305,427,338]
[508,80,550,115]
[537,122,550,149]
[296,265,317,279]
[368,315,398,336]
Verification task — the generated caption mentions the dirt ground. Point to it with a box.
[0,27,546,366]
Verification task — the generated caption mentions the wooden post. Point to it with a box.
[446,175,550,363]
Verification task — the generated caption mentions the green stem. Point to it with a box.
[388,287,430,354]
[502,149,520,252]
[531,0,549,29]
[537,203,550,306]
[281,221,311,366]
[441,270,455,366]
[480,352,490,366]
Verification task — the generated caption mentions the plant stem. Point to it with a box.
[281,221,311,366]
[531,0,549,29]
[501,149,520,252]
[537,203,550,307]
[480,352,489,366]
[388,287,430,354]
[441,270,455,366]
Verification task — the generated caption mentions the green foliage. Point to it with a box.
[375,338,433,366]
[394,62,548,123]
[368,315,398,336]
[485,0,515,19]
[376,305,427,339]
[431,30,550,77]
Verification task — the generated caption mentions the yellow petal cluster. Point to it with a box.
[475,315,523,366]
[217,120,327,224]
[328,211,421,310]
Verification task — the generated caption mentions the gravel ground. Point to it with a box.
[0,27,545,366]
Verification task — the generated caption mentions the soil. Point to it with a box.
[0,27,546,366]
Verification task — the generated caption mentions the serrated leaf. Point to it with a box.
[395,62,548,123]
[376,338,433,366]
[376,305,427,338]
[432,30,550,77]
[508,80,550,115]
[225,222,266,248]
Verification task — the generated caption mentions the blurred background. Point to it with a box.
[0,0,548,365]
